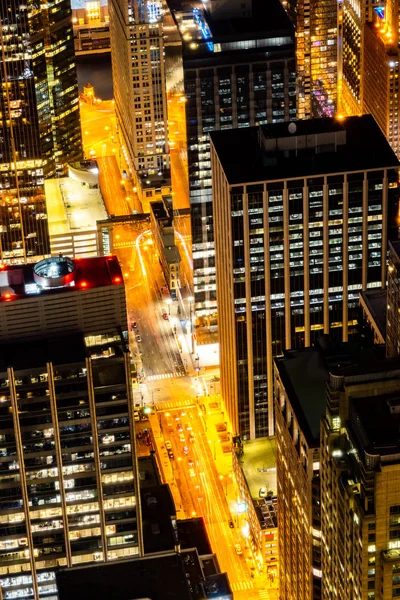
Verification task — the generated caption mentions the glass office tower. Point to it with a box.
[211,115,399,440]
[169,0,296,323]
[0,2,82,263]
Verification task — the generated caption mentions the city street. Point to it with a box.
[80,99,275,600]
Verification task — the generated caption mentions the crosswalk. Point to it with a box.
[156,400,195,411]
[231,580,254,592]
[258,591,271,599]
[147,371,185,381]
[113,240,134,248]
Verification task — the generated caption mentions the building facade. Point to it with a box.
[281,0,338,119]
[0,2,82,263]
[0,255,143,600]
[210,115,399,439]
[167,0,296,321]
[320,355,400,600]
[363,23,400,159]
[109,0,169,193]
[274,348,328,600]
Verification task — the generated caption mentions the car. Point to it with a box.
[167,422,174,433]
[259,487,267,498]
[189,434,195,443]
[168,450,174,460]
[188,458,194,466]
[234,544,242,555]
[183,445,189,455]
[189,468,195,478]
[165,440,172,451]
[177,422,183,432]
[131,321,137,329]
[228,520,234,529]
[185,424,192,431]
[179,433,186,443]
[162,313,168,320]
[136,335,142,342]
[134,411,140,422]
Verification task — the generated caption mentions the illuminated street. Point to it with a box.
[80,95,275,600]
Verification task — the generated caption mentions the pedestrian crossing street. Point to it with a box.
[231,580,254,592]
[113,240,135,248]
[147,371,185,381]
[156,399,195,411]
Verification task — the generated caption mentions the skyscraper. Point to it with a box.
[167,0,296,324]
[109,0,169,194]
[0,256,142,600]
[0,2,82,263]
[210,115,399,439]
[320,350,400,599]
[280,0,338,118]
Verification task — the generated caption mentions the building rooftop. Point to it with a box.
[45,172,107,239]
[275,339,400,446]
[240,437,277,499]
[56,553,194,600]
[141,484,177,554]
[170,0,293,58]
[207,0,292,38]
[210,115,399,185]
[177,517,212,555]
[350,391,400,458]
[359,289,387,342]
[0,255,123,302]
[275,348,329,445]
[0,334,88,371]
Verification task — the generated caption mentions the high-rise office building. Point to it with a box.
[167,0,296,323]
[0,256,142,600]
[340,2,400,159]
[210,115,399,439]
[109,0,169,192]
[280,0,338,119]
[320,350,400,600]
[363,23,400,159]
[274,345,327,600]
[0,3,82,263]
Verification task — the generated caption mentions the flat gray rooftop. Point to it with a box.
[240,437,277,499]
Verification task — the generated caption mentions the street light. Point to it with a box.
[188,296,195,354]
[166,298,172,315]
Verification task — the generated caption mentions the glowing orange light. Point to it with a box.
[113,276,122,284]
[80,281,88,289]
[0,264,5,270]
[3,293,11,300]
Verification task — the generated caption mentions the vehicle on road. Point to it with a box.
[165,440,172,451]
[234,544,243,555]
[131,321,137,328]
[176,422,183,432]
[183,445,189,455]
[162,313,168,320]
[189,468,195,478]
[188,434,195,443]
[136,335,142,342]
[259,487,267,498]
[179,433,186,443]
[228,520,234,529]
[134,411,140,422]
[168,450,174,460]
